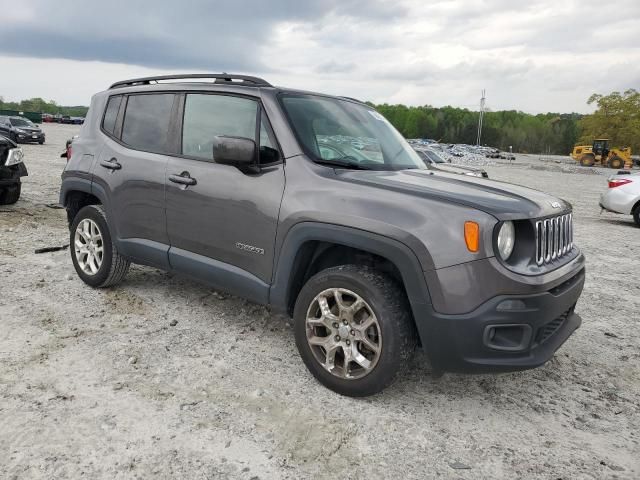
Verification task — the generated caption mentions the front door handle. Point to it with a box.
[100,158,122,170]
[169,171,197,186]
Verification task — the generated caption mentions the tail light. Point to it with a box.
[608,178,632,188]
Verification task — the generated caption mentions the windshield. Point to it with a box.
[280,94,426,170]
[10,117,34,127]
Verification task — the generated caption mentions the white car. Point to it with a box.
[599,172,640,226]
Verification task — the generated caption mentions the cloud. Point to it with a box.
[0,0,638,113]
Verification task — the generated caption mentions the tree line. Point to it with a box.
[2,89,637,155]
[0,97,88,118]
[372,89,638,155]
[372,103,581,154]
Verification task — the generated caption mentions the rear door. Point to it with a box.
[93,92,175,269]
[165,92,285,296]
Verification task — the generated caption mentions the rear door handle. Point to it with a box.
[169,171,197,186]
[100,158,122,170]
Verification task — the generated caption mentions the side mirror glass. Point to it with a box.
[213,136,258,172]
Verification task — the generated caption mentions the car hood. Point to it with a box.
[335,168,570,220]
[0,134,17,148]
[17,126,41,132]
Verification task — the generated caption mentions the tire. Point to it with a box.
[0,182,21,205]
[633,204,640,227]
[38,140,44,145]
[70,205,130,288]
[293,265,416,397]
[579,154,595,167]
[609,156,623,169]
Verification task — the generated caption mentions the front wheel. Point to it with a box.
[70,205,130,287]
[0,182,21,205]
[633,204,640,227]
[293,265,416,396]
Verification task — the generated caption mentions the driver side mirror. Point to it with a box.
[212,135,259,173]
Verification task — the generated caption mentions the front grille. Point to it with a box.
[535,213,573,266]
[535,308,571,345]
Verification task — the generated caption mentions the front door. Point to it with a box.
[165,93,285,296]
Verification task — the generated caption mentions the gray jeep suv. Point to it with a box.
[60,74,585,396]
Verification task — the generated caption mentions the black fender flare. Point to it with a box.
[269,222,432,327]
[59,177,116,235]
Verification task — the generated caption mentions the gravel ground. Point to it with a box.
[1,124,638,479]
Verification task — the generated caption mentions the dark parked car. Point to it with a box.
[415,147,489,178]
[0,115,45,144]
[60,73,585,396]
[0,134,27,204]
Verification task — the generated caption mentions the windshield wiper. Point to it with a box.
[313,158,375,170]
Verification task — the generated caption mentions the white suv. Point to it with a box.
[600,173,640,226]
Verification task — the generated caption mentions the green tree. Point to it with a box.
[579,89,640,152]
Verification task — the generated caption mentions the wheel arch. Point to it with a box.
[60,178,112,230]
[269,222,432,329]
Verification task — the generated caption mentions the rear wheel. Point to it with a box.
[293,265,416,397]
[608,156,624,169]
[70,205,130,287]
[579,154,595,167]
[0,182,21,205]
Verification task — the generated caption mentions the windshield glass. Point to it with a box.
[10,117,34,127]
[280,94,426,170]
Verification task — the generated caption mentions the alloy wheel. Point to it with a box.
[305,288,382,379]
[74,218,104,275]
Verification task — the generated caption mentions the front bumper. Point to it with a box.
[420,267,585,373]
[15,131,45,143]
[0,162,28,186]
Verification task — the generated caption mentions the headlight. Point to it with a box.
[497,221,515,260]
[14,128,25,133]
[5,147,24,166]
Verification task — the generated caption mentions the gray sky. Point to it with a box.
[1,0,638,113]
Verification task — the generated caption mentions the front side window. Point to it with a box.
[102,95,122,136]
[280,94,426,170]
[121,94,174,153]
[182,94,257,160]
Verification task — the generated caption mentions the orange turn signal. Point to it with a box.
[464,221,480,253]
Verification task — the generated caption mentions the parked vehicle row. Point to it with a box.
[42,113,85,124]
[414,146,489,178]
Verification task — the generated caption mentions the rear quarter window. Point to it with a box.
[102,95,122,136]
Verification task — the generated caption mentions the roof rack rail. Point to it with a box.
[109,74,272,89]
[340,96,366,104]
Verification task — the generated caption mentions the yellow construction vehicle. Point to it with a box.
[571,139,632,169]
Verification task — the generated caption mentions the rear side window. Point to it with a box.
[122,94,174,153]
[182,94,257,160]
[102,95,122,135]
